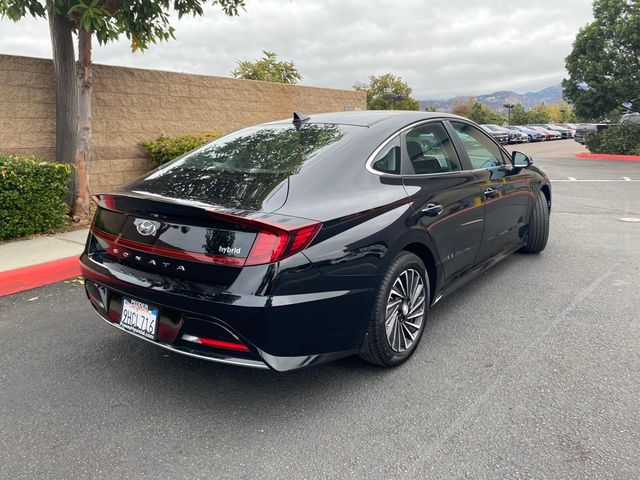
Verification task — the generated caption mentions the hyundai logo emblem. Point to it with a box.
[136,220,157,236]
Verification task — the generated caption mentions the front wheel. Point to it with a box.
[521,189,550,254]
[360,252,429,367]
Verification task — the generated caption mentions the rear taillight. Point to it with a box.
[244,222,322,266]
[201,208,322,266]
[90,194,322,267]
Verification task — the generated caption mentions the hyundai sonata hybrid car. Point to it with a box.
[81,111,551,371]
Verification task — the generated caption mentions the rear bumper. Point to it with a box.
[81,252,376,371]
[94,309,270,369]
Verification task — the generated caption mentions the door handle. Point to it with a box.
[483,188,499,199]
[421,203,443,217]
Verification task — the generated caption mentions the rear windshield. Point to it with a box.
[130,123,361,210]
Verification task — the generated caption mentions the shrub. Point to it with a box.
[0,155,71,241]
[140,132,221,167]
[585,123,640,155]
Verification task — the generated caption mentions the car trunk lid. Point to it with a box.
[88,193,321,287]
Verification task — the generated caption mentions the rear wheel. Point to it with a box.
[360,252,429,367]
[521,189,550,254]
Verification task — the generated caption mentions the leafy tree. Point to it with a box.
[451,98,504,124]
[509,102,577,125]
[353,73,420,110]
[0,0,245,220]
[527,103,552,124]
[424,105,437,112]
[232,50,302,84]
[450,98,475,118]
[510,104,529,125]
[562,0,640,119]
[546,102,577,123]
[468,102,504,125]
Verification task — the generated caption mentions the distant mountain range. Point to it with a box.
[420,85,563,112]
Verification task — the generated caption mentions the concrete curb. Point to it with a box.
[0,257,81,297]
[576,153,640,162]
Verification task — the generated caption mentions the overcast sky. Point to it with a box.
[0,0,594,99]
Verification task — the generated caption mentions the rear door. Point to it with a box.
[400,121,485,281]
[449,121,534,263]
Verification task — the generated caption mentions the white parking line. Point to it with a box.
[553,179,640,182]
[623,177,632,181]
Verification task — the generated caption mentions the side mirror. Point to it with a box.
[512,151,533,168]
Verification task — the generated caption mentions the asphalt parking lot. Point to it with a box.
[1,140,639,479]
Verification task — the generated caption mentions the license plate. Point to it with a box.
[120,298,158,340]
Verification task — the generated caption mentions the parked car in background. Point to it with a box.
[532,124,572,139]
[527,125,561,140]
[620,112,640,124]
[480,124,511,144]
[559,124,577,137]
[506,125,545,142]
[484,124,528,144]
[575,114,639,145]
[507,129,529,144]
[574,124,609,144]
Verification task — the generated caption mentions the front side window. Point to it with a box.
[451,122,505,169]
[404,122,461,174]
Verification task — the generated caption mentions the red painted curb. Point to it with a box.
[576,153,640,162]
[0,256,81,297]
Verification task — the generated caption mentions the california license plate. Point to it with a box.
[120,298,158,340]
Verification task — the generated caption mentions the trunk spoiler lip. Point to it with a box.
[93,190,262,218]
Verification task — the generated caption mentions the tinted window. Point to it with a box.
[404,122,461,174]
[130,123,360,210]
[372,137,401,174]
[452,122,504,169]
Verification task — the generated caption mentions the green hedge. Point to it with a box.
[140,132,220,167]
[585,123,640,156]
[0,155,71,241]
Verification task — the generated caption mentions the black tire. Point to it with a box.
[521,189,550,254]
[360,252,429,367]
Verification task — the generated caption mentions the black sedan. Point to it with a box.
[81,111,551,371]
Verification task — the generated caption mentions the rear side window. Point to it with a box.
[371,137,401,174]
[404,122,461,174]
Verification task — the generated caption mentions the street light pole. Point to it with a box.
[503,103,514,124]
[382,93,407,110]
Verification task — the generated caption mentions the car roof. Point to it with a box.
[264,110,462,128]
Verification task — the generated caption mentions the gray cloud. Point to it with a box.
[0,0,593,99]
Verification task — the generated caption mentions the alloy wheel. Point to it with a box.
[384,268,426,353]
